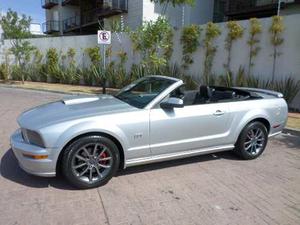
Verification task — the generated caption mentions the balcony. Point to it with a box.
[63,16,80,32]
[41,0,59,9]
[43,20,60,34]
[82,0,128,25]
[226,0,284,19]
[62,0,80,6]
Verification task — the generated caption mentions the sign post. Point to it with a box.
[97,30,111,94]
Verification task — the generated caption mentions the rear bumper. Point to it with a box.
[10,129,56,177]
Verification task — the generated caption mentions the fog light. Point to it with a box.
[23,154,48,160]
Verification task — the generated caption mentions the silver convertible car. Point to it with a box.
[11,75,288,188]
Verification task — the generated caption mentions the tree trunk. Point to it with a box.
[18,58,25,84]
[102,78,106,94]
[271,47,277,82]
[248,45,253,77]
[226,41,232,73]
[203,47,210,84]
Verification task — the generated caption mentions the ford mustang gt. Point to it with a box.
[10,75,288,188]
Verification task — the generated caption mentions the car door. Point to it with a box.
[149,102,231,156]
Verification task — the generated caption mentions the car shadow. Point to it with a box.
[0,148,239,190]
[273,133,300,149]
[0,149,76,190]
[117,151,239,177]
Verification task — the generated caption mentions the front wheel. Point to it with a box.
[235,121,268,160]
[62,135,120,189]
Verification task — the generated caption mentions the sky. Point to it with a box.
[0,0,45,24]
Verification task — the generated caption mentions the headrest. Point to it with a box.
[199,85,211,99]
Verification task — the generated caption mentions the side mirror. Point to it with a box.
[160,97,184,109]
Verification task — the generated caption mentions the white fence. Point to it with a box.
[0,14,299,108]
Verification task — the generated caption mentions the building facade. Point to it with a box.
[42,0,215,35]
[42,0,300,36]
[223,0,300,21]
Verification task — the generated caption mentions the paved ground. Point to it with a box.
[0,87,300,225]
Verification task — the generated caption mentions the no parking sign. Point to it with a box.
[97,30,111,45]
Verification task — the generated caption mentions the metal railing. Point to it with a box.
[62,0,79,6]
[42,20,60,34]
[81,0,128,25]
[103,0,128,11]
[63,16,80,32]
[41,0,59,9]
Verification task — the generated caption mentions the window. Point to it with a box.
[115,77,176,108]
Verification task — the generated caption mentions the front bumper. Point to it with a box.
[10,129,56,177]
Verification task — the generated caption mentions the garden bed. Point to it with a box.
[0,80,119,95]
[287,113,300,130]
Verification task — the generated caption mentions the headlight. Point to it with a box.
[21,128,45,148]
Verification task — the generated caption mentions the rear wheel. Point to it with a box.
[235,121,268,160]
[62,135,120,189]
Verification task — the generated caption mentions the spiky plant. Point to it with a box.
[218,71,233,87]
[272,77,300,105]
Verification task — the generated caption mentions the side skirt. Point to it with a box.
[125,145,234,168]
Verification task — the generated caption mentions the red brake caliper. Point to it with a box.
[99,152,108,165]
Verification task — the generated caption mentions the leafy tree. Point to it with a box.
[150,0,195,13]
[203,22,221,85]
[0,9,36,83]
[269,16,284,82]
[247,18,262,76]
[181,24,201,69]
[130,16,173,73]
[224,21,244,73]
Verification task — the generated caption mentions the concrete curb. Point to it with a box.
[283,127,300,136]
[0,83,93,96]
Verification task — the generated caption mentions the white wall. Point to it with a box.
[173,14,300,82]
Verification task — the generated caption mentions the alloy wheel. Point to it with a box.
[71,143,113,184]
[244,128,266,155]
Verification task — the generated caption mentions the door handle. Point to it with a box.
[213,110,225,116]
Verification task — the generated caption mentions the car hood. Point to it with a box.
[18,95,137,130]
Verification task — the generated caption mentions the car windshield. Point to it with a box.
[115,77,176,108]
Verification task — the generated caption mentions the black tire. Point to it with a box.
[235,121,268,160]
[62,135,120,189]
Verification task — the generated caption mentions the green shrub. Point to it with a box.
[11,65,23,81]
[60,48,79,85]
[0,63,10,81]
[26,49,44,82]
[85,47,101,65]
[272,77,300,105]
[46,48,60,82]
[78,68,94,86]
[130,64,146,81]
